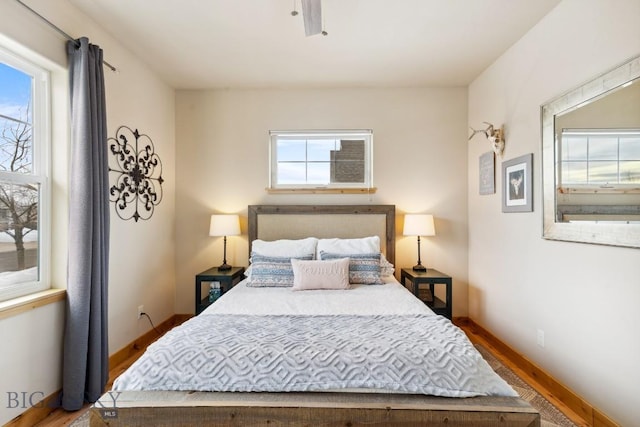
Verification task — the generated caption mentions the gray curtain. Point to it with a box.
[62,37,110,411]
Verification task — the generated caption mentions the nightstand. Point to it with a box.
[195,266,245,315]
[400,268,452,319]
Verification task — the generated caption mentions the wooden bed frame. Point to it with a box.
[90,204,540,426]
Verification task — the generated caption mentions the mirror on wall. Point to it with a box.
[541,55,640,248]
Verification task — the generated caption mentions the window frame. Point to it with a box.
[558,128,640,191]
[0,46,51,302]
[268,129,374,191]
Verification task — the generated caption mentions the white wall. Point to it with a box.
[467,0,640,425]
[175,87,469,315]
[9,0,637,423]
[0,0,175,424]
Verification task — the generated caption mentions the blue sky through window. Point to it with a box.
[276,139,339,184]
[0,62,33,175]
[0,62,32,123]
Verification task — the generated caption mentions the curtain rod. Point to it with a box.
[15,0,117,72]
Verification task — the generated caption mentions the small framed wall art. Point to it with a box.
[502,153,533,213]
[479,151,495,195]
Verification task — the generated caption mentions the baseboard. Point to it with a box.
[5,314,192,427]
[109,313,191,370]
[465,318,618,427]
[3,390,61,427]
[452,316,468,327]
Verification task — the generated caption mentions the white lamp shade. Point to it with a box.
[209,214,241,237]
[403,214,436,237]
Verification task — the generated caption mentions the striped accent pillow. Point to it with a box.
[319,251,383,285]
[247,253,314,287]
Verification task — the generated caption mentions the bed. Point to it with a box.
[90,204,539,426]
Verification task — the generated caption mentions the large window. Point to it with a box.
[560,129,640,186]
[0,47,50,302]
[269,130,373,190]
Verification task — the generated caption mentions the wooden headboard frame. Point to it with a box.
[248,205,396,265]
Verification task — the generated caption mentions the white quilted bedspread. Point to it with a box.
[113,313,517,398]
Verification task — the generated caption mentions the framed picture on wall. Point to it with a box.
[479,151,495,195]
[502,153,533,212]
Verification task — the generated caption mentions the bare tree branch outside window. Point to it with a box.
[0,104,38,272]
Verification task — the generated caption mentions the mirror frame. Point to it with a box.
[541,54,640,248]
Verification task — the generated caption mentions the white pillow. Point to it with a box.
[380,253,395,277]
[316,236,380,258]
[251,237,318,260]
[291,258,350,291]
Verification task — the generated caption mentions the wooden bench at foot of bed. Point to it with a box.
[90,391,540,426]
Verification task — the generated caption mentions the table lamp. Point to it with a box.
[209,214,241,271]
[403,214,436,272]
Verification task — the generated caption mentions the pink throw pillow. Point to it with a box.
[291,258,350,291]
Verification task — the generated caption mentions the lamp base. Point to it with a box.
[412,264,427,272]
[218,263,232,271]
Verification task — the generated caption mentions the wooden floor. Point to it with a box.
[32,321,589,427]
[460,323,589,427]
[32,348,138,427]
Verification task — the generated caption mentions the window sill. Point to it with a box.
[266,187,377,195]
[559,186,640,194]
[0,288,66,320]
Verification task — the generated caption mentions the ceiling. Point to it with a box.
[68,0,561,90]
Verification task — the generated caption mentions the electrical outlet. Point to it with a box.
[138,305,144,319]
[536,329,545,348]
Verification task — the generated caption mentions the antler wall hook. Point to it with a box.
[469,122,505,156]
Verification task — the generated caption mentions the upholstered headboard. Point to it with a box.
[248,205,396,265]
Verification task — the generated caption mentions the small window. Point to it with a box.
[0,46,50,302]
[269,130,373,190]
[559,129,640,186]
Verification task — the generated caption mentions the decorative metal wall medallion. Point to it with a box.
[108,126,164,222]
